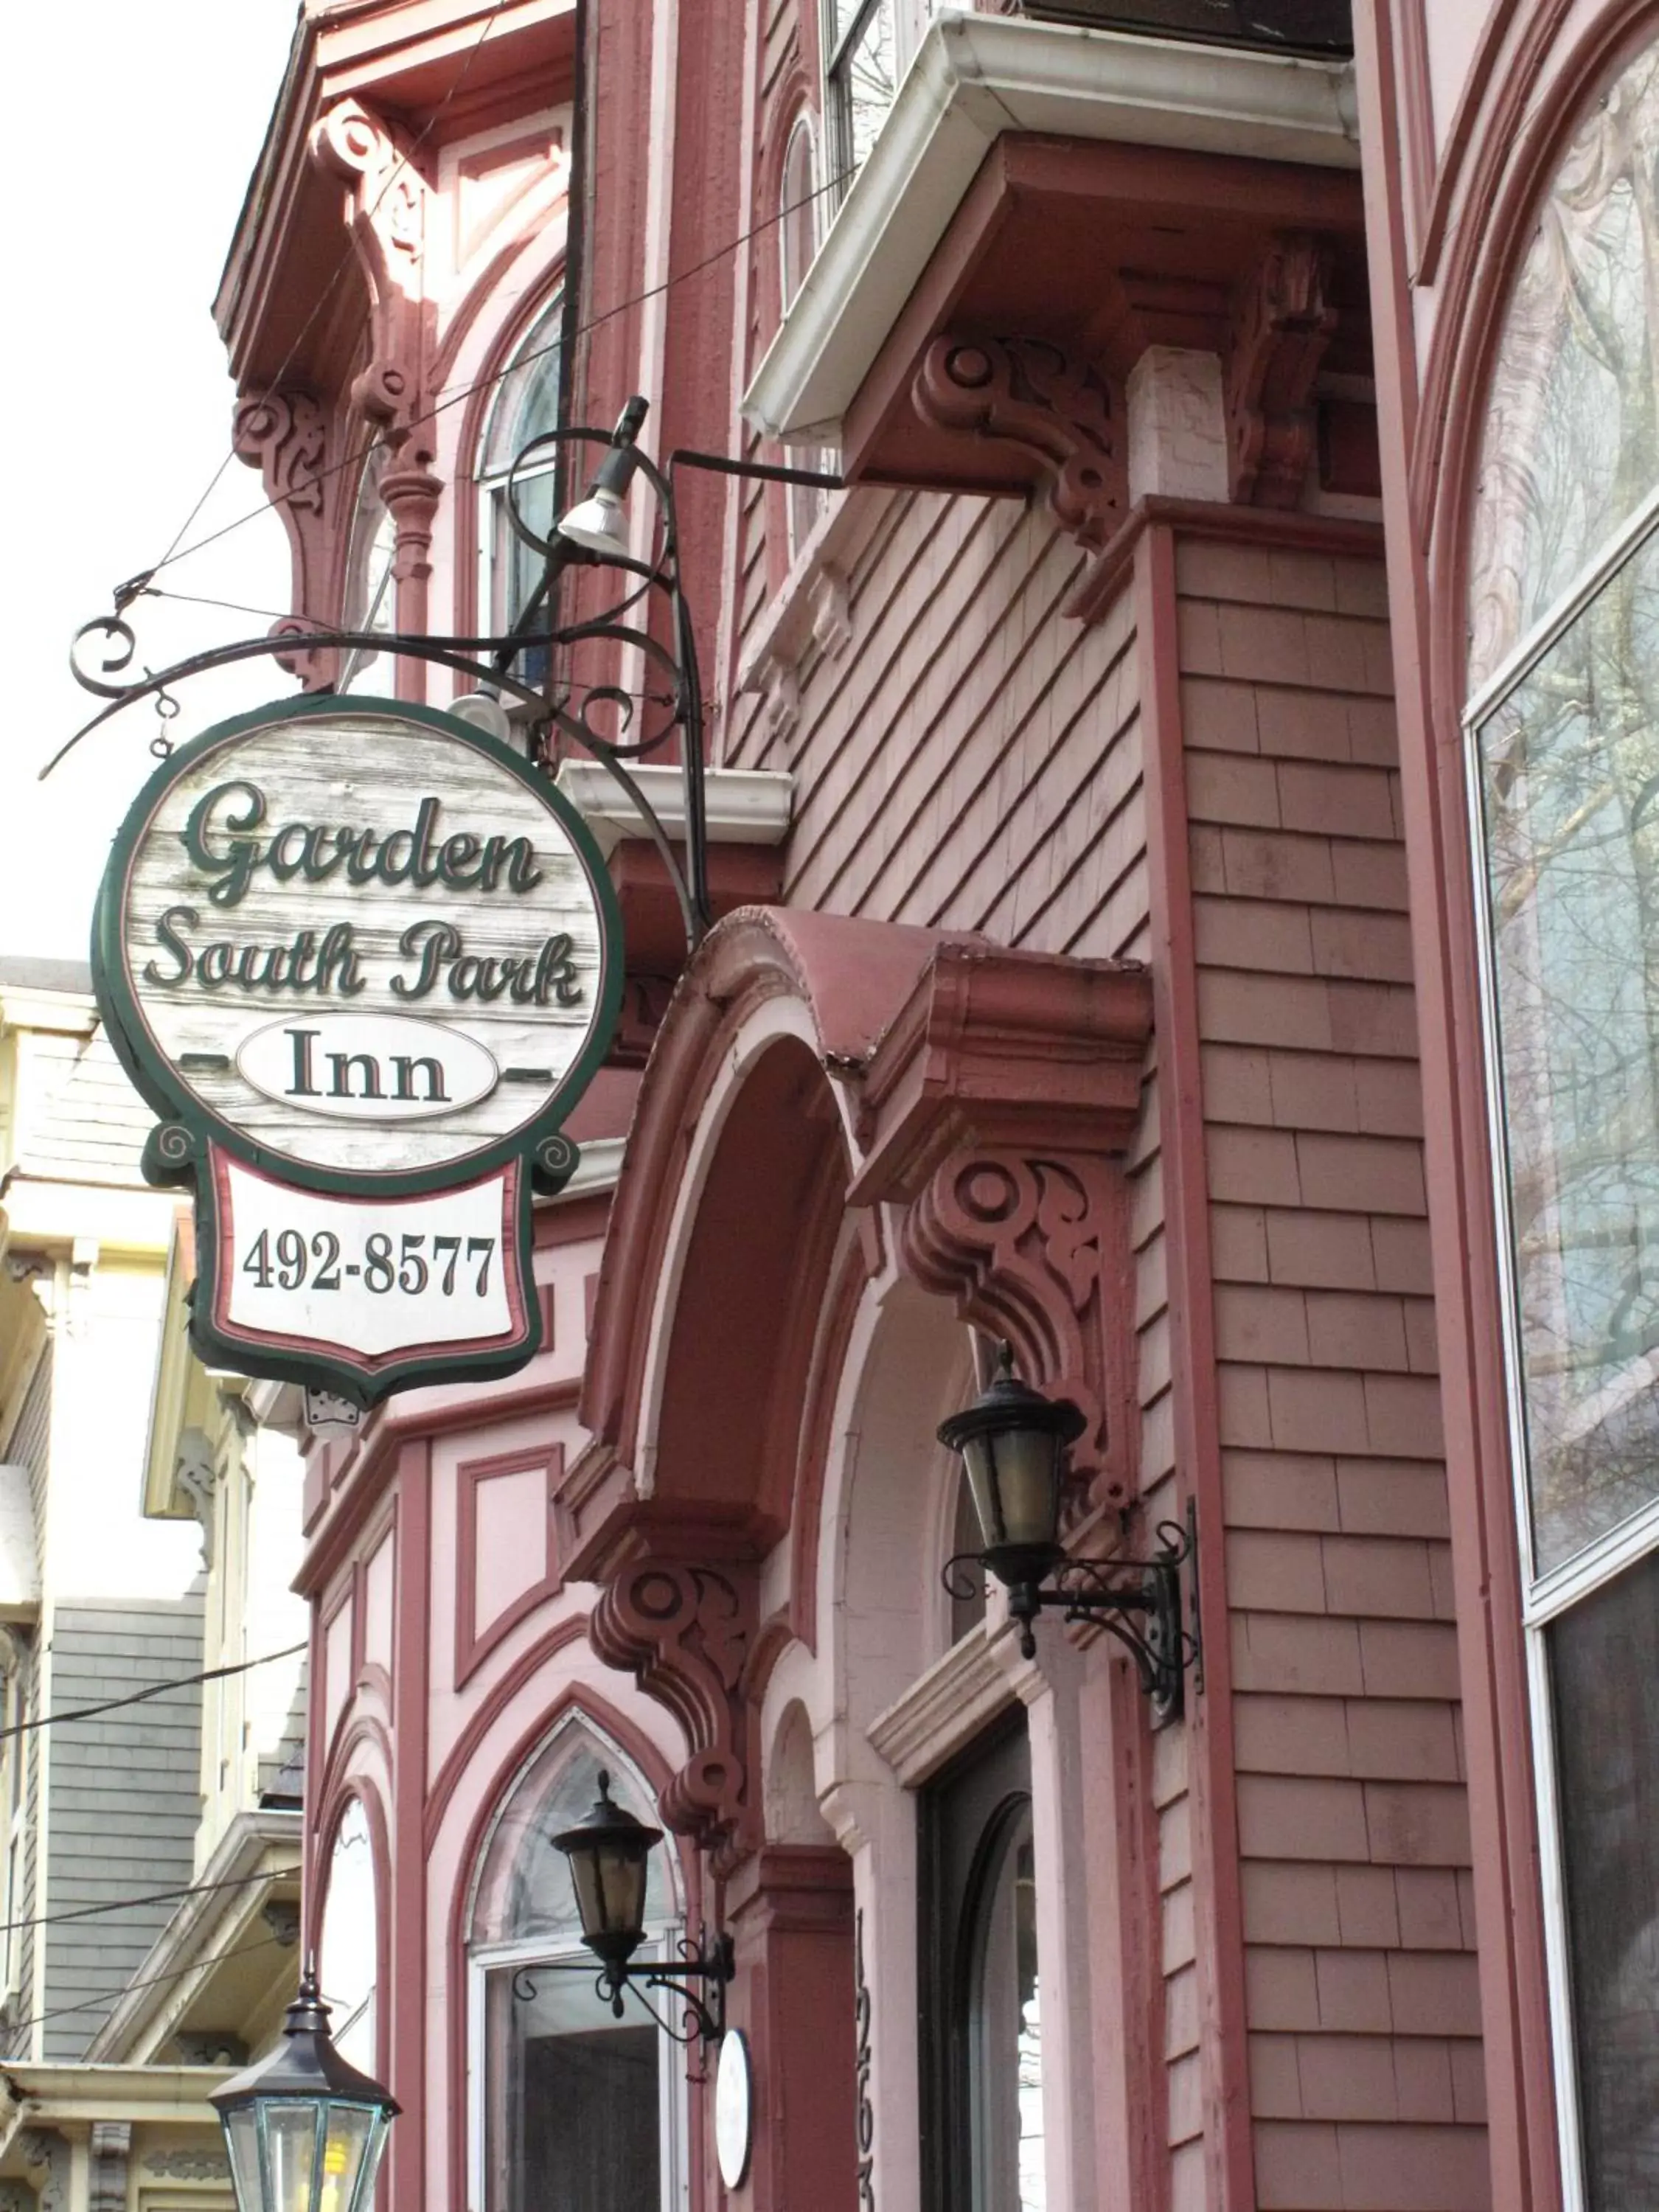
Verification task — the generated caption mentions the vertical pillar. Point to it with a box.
[725,1845,859,2210]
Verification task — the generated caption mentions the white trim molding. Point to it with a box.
[743,7,1360,442]
[553,763,794,861]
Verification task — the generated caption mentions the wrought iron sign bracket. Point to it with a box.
[945,1500,1200,1722]
[61,404,845,963]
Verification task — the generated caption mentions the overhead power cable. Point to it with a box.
[3,1935,285,2038]
[0,1640,307,1745]
[145,164,852,582]
[0,1863,305,1940]
[147,0,515,579]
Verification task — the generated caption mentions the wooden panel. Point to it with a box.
[453,1443,563,1685]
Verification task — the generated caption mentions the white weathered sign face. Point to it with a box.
[99,705,620,1185]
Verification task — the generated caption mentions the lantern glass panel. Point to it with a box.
[570,1838,651,1953]
[318,2106,378,2212]
[265,2103,320,2212]
[971,1429,1063,1558]
[224,2107,263,2212]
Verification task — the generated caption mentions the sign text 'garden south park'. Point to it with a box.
[93,698,623,1403]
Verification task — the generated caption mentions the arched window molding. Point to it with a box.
[1464,35,1659,2209]
[319,1796,380,2074]
[474,291,565,686]
[463,1715,688,2212]
[338,443,397,696]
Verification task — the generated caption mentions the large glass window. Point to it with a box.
[320,1798,378,2073]
[467,1726,682,2212]
[824,0,900,186]
[1466,38,1659,2208]
[477,295,565,674]
[919,1714,1043,2212]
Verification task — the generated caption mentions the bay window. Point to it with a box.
[1465,38,1659,2205]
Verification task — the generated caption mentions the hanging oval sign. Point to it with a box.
[92,696,624,1194]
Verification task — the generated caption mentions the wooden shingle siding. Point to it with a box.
[40,1595,205,2059]
[771,491,1147,961]
[1173,539,1483,2190]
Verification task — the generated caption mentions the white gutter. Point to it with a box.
[743,8,1360,442]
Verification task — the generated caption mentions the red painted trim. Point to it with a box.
[312,1778,394,2087]
[787,1229,872,1652]
[390,1441,431,2212]
[421,1613,590,1849]
[297,1371,582,1597]
[1069,498,1384,626]
[1133,521,1254,2211]
[452,1441,566,1686]
[1393,0,1436,269]
[1393,12,1659,2202]
[1409,0,1651,531]
[439,1683,698,2212]
[1415,0,1571,287]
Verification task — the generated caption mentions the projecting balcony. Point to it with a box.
[744,5,1374,524]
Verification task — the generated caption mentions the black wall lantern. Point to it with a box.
[540,1769,735,2056]
[210,1968,397,2212]
[939,1346,1200,1721]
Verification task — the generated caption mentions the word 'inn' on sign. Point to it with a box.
[236,1015,500,1122]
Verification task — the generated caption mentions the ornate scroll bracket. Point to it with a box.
[232,389,338,689]
[902,1149,1118,1489]
[914,336,1127,550]
[849,940,1152,1499]
[588,1557,761,1861]
[310,99,433,465]
[1225,234,1338,509]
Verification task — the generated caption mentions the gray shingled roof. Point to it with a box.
[0,956,93,994]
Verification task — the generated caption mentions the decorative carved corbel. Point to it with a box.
[1224,234,1338,509]
[232,390,339,691]
[588,1557,761,1861]
[913,337,1127,550]
[901,1149,1119,1486]
[310,100,432,465]
[88,2126,131,2212]
[849,942,1152,1500]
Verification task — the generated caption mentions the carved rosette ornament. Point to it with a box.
[588,1559,760,1859]
[1224,233,1339,509]
[914,336,1127,550]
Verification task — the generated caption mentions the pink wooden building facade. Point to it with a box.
[212,1,1659,2208]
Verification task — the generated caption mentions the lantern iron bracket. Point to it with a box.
[944,1499,1200,1722]
[512,1930,734,2070]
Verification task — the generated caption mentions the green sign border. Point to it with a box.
[91,693,625,1200]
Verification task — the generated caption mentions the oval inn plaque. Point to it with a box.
[91,696,625,1404]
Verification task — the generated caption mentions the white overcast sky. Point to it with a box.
[3,2,304,959]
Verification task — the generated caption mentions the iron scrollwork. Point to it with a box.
[63,404,838,958]
[510,1929,735,2079]
[944,1499,1201,1723]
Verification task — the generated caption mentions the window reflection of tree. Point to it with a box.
[1481,527,1659,1570]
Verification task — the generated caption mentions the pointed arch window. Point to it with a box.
[466,1722,686,2212]
[476,294,565,677]
[1464,38,1659,2207]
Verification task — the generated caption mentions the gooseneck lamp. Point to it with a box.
[210,1966,397,2212]
[939,1344,1201,1720]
